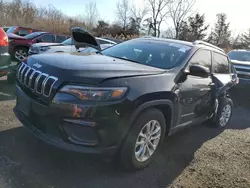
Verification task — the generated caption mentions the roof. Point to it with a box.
[138,36,194,47]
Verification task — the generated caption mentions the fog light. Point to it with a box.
[63,121,98,145]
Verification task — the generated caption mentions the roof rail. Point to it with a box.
[193,40,225,53]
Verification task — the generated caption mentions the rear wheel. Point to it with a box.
[119,108,166,170]
[14,47,28,62]
[209,98,233,128]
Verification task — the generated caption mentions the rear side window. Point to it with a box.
[41,34,54,42]
[213,52,229,74]
[188,49,212,69]
[17,29,30,36]
[56,35,67,43]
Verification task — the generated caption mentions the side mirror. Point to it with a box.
[188,65,210,78]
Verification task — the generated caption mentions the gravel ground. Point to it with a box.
[0,77,249,188]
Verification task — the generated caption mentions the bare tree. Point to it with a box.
[145,0,171,37]
[84,2,99,30]
[130,4,148,35]
[168,0,196,39]
[163,27,176,39]
[116,0,130,32]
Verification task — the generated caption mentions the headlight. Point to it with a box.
[59,85,128,101]
[30,46,38,53]
[39,46,50,53]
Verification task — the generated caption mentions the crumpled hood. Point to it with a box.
[27,53,165,84]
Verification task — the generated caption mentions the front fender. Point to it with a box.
[129,99,173,126]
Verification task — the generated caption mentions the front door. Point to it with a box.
[178,49,214,125]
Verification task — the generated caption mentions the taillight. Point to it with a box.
[0,28,8,46]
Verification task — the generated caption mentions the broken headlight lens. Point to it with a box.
[59,85,128,101]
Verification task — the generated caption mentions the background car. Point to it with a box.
[6,26,40,36]
[8,31,69,61]
[0,27,11,82]
[1,26,10,32]
[28,37,117,55]
[228,49,250,85]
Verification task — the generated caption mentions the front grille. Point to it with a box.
[234,64,250,80]
[17,62,58,98]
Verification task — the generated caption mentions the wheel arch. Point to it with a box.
[129,99,174,137]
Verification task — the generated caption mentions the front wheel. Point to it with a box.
[14,47,28,62]
[210,97,233,128]
[119,108,166,170]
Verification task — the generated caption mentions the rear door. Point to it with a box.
[212,52,232,85]
[178,49,214,124]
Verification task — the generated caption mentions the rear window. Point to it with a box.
[102,39,192,69]
[6,26,17,33]
[228,51,250,62]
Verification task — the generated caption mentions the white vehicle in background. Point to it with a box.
[28,37,117,55]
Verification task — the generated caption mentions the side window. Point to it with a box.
[17,29,30,36]
[188,49,212,70]
[56,35,67,43]
[212,52,229,74]
[41,34,54,42]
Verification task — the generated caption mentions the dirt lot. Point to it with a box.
[0,77,249,188]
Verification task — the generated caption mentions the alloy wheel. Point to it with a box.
[134,120,161,162]
[15,49,27,61]
[219,104,231,127]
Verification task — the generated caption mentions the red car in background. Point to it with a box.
[0,27,11,81]
[6,26,40,36]
[8,32,70,61]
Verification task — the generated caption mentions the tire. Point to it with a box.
[209,97,233,128]
[14,47,28,62]
[119,108,166,170]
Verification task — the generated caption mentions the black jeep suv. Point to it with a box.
[14,28,235,170]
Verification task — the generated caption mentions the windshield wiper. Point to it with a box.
[110,56,140,64]
[96,51,103,55]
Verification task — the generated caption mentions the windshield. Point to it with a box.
[228,51,250,62]
[102,39,191,69]
[6,26,17,33]
[61,38,73,45]
[24,32,44,39]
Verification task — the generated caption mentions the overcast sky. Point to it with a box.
[18,0,250,36]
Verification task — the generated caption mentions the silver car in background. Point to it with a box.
[28,37,117,55]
